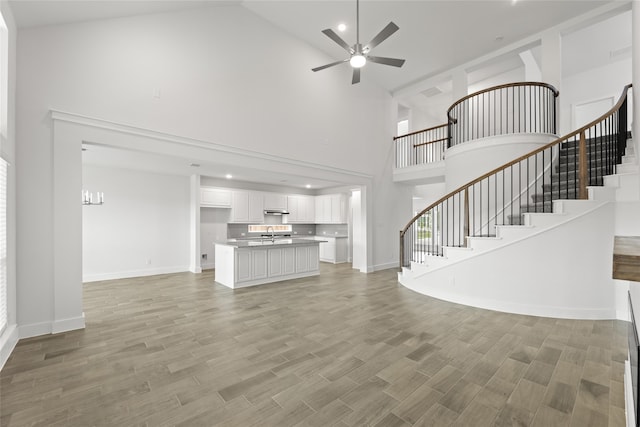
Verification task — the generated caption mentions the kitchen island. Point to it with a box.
[214,239,325,289]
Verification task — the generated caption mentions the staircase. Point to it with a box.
[510,134,632,224]
[399,138,638,318]
[398,84,635,319]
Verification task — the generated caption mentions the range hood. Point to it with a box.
[264,209,290,215]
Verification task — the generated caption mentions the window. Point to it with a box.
[397,119,409,137]
[247,224,292,234]
[0,158,7,334]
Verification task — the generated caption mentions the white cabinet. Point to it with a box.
[330,194,347,223]
[248,192,264,222]
[264,193,288,211]
[295,246,309,273]
[235,250,252,282]
[308,245,320,271]
[318,237,348,263]
[252,249,268,280]
[230,191,264,223]
[200,187,231,208]
[236,248,267,282]
[268,249,283,277]
[283,247,296,275]
[315,196,331,223]
[218,243,320,288]
[319,238,333,261]
[268,247,296,277]
[287,195,315,223]
[315,194,347,224]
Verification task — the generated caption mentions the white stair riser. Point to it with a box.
[495,225,536,240]
[467,237,503,252]
[524,212,566,227]
[442,246,474,261]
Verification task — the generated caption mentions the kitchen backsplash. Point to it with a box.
[316,224,348,236]
[227,224,316,239]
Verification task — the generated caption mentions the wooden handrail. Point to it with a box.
[446,81,559,119]
[401,83,632,236]
[413,137,448,148]
[394,123,448,141]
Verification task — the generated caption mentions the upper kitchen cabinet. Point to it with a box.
[287,195,315,223]
[315,194,347,224]
[230,191,264,223]
[264,193,287,211]
[200,187,231,208]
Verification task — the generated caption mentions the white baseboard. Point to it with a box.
[400,278,617,320]
[0,324,19,370]
[52,313,85,334]
[83,266,189,282]
[19,314,86,339]
[19,321,54,339]
[372,261,399,272]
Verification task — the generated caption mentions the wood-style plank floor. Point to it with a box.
[0,264,627,426]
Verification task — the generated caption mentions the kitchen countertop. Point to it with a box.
[217,238,326,248]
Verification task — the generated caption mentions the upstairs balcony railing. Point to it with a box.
[394,124,448,168]
[394,82,559,169]
[447,82,559,147]
[400,84,632,268]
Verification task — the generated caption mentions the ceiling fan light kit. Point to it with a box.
[312,0,405,84]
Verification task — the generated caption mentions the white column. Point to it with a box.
[541,29,562,134]
[541,29,562,91]
[52,120,85,333]
[350,188,364,272]
[519,50,542,82]
[189,174,201,273]
[452,68,468,102]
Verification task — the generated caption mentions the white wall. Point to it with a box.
[560,58,633,135]
[402,202,618,319]
[444,134,557,191]
[413,182,447,213]
[82,165,190,282]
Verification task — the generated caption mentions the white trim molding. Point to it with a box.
[0,323,18,369]
[50,110,373,185]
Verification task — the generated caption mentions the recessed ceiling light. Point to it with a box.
[305,184,311,189]
[338,23,347,32]
[225,174,232,179]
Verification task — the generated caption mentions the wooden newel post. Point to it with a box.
[578,131,588,200]
[463,188,470,245]
[399,231,404,269]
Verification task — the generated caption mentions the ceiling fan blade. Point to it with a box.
[321,29,354,53]
[367,56,406,68]
[364,22,399,51]
[352,68,361,85]
[312,59,348,72]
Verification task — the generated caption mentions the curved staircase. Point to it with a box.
[397,84,635,320]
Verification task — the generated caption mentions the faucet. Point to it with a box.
[266,226,275,242]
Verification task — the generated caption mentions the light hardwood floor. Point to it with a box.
[0,264,627,426]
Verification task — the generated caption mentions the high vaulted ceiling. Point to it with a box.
[9,0,630,189]
[9,0,619,94]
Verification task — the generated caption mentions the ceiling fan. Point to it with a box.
[312,0,405,84]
